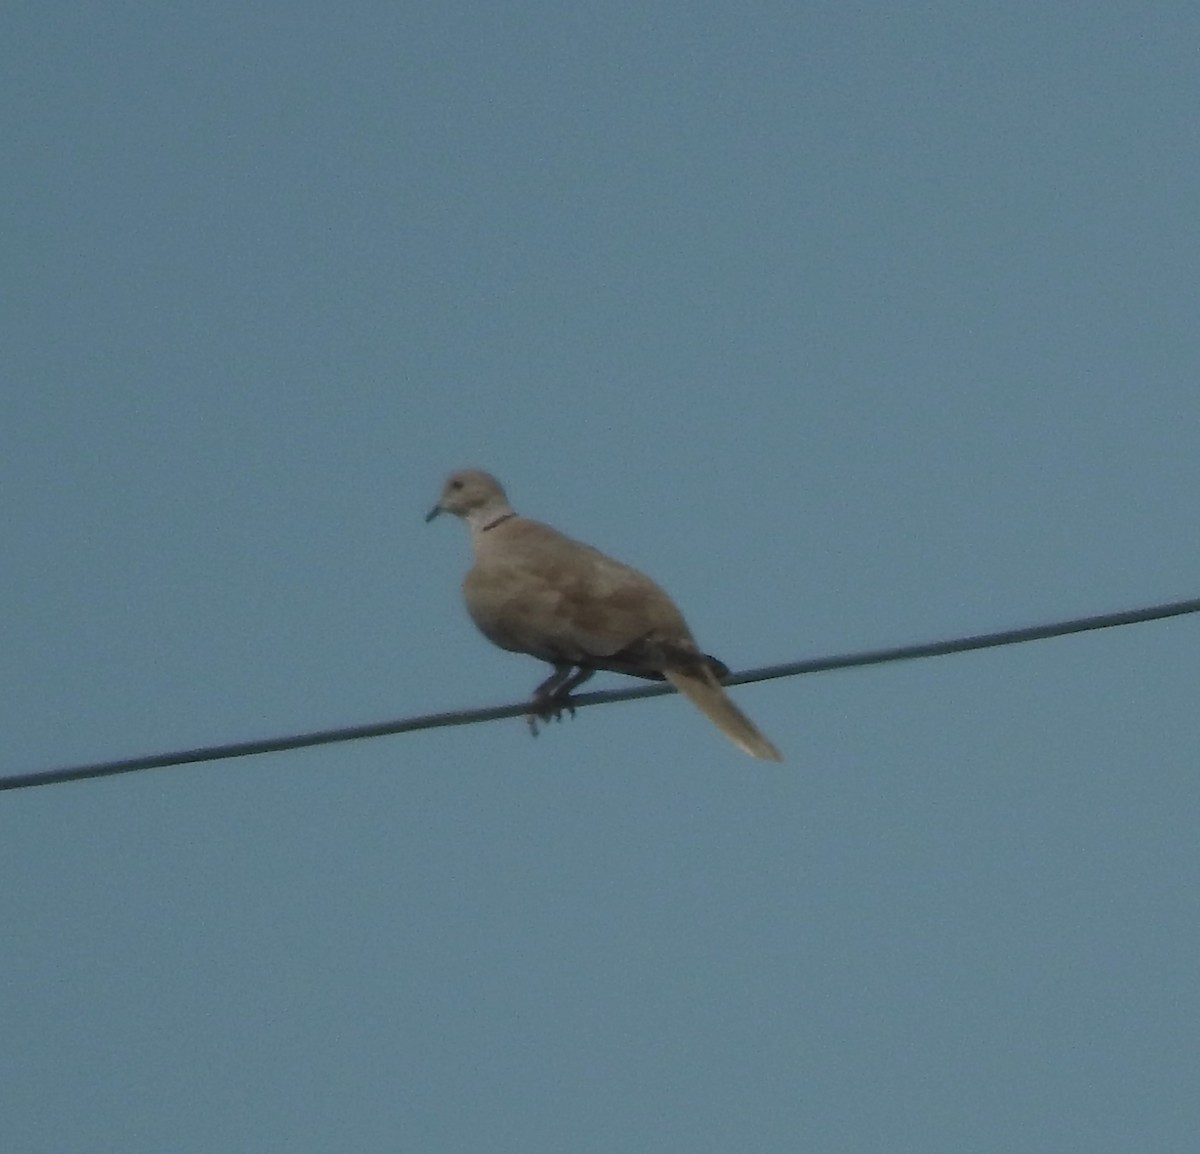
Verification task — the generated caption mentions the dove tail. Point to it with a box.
[663,667,783,761]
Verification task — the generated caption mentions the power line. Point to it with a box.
[3,595,1199,793]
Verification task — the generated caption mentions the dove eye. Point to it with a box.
[449,479,464,490]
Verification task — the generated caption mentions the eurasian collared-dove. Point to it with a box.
[426,469,782,760]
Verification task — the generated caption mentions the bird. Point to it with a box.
[425,468,782,760]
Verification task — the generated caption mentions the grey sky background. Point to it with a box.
[4,2,1200,1150]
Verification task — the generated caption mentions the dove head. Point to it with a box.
[426,469,514,530]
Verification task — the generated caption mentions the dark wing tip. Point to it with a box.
[705,654,731,680]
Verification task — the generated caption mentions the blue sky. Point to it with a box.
[4,2,1200,1150]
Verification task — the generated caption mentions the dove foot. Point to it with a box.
[525,693,577,736]
[524,665,595,737]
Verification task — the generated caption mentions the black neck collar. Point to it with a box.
[481,512,516,532]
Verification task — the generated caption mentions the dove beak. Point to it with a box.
[424,503,443,523]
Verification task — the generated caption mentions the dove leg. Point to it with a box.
[526,664,595,736]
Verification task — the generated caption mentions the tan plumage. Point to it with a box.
[427,468,782,761]
[662,667,782,761]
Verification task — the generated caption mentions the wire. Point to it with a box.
[3,595,1199,793]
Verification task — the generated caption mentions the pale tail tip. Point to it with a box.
[740,737,784,762]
